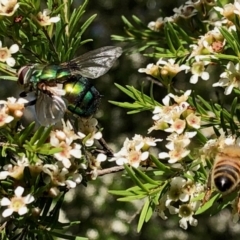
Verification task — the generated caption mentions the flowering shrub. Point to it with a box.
[110,0,240,232]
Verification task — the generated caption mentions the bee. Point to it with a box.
[204,145,240,203]
[212,145,240,194]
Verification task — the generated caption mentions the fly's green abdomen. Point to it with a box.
[64,76,101,117]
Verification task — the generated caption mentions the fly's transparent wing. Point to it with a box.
[67,46,122,79]
[35,92,67,126]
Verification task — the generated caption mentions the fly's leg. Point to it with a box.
[97,137,114,157]
[24,99,37,107]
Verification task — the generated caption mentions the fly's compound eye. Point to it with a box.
[17,66,31,85]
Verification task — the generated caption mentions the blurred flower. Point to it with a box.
[138,63,160,78]
[215,3,235,20]
[0,154,30,180]
[199,135,237,165]
[1,186,34,217]
[43,164,82,189]
[4,97,28,119]
[0,0,19,16]
[37,9,60,26]
[213,61,240,95]
[148,17,164,31]
[0,103,14,126]
[166,90,192,105]
[173,4,198,19]
[0,41,19,67]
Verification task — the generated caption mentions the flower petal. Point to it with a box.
[14,186,24,197]
[2,208,13,218]
[24,194,34,204]
[9,44,19,54]
[6,57,16,67]
[1,197,11,206]
[18,206,28,215]
[50,16,60,23]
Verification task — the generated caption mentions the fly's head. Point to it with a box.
[18,65,35,95]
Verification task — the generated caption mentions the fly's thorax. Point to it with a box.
[18,64,71,86]
[212,146,240,194]
[63,76,101,117]
[40,65,71,81]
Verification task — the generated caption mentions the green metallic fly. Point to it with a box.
[18,46,122,126]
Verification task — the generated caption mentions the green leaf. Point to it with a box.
[145,201,154,222]
[108,190,136,196]
[195,193,220,215]
[118,195,146,201]
[29,126,46,145]
[164,22,176,53]
[132,167,159,185]
[124,164,149,193]
[149,154,172,173]
[36,126,53,148]
[17,121,36,146]
[137,198,149,232]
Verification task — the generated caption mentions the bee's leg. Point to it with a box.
[237,193,240,215]
[203,170,213,205]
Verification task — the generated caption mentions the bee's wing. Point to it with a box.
[35,92,67,126]
[67,46,122,79]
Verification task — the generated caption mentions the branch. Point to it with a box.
[87,165,125,177]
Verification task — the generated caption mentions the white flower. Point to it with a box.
[0,0,19,16]
[50,120,80,146]
[138,63,160,78]
[96,153,107,162]
[53,142,82,168]
[1,186,34,217]
[77,118,102,146]
[213,62,240,95]
[43,164,82,189]
[0,103,14,126]
[4,97,28,118]
[186,113,201,129]
[166,90,192,104]
[148,17,164,31]
[37,9,60,26]
[110,136,151,168]
[164,118,186,134]
[0,41,19,67]
[190,60,210,84]
[178,202,200,229]
[165,177,189,207]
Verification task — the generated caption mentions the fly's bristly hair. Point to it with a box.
[212,145,240,195]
